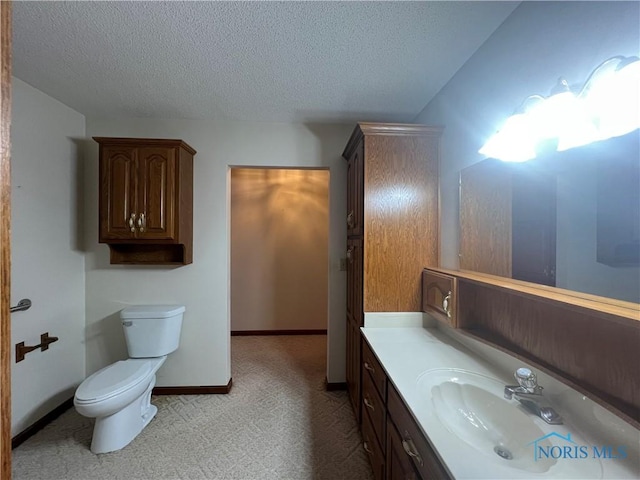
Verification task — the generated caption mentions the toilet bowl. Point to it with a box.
[74,305,184,453]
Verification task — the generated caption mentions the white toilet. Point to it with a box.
[74,305,185,454]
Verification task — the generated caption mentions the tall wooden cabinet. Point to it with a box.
[342,123,442,425]
[95,137,195,265]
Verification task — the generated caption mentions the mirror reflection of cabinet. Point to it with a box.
[459,160,556,286]
[459,131,640,303]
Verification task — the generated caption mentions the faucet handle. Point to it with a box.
[515,367,540,391]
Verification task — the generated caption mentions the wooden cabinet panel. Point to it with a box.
[138,147,176,239]
[95,137,195,265]
[363,133,440,312]
[422,270,457,328]
[100,146,137,241]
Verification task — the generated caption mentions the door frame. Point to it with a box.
[1,1,12,477]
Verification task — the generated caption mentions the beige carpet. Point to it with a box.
[13,335,373,480]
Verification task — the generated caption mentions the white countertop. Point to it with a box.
[361,326,640,480]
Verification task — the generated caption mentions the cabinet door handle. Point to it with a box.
[363,361,375,374]
[363,396,375,411]
[442,291,452,319]
[137,212,146,233]
[346,247,353,263]
[402,435,424,467]
[128,213,137,233]
[347,210,355,228]
[363,441,373,455]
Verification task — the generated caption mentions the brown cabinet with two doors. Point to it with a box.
[95,137,195,265]
[342,123,442,425]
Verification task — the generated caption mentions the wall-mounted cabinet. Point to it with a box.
[422,269,457,328]
[95,137,195,265]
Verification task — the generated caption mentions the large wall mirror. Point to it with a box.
[460,131,639,304]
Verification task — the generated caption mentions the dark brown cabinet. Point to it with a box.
[95,137,195,265]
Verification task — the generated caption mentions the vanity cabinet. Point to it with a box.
[360,337,451,480]
[343,123,442,427]
[95,137,195,265]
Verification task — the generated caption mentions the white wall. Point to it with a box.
[414,1,640,297]
[84,119,350,386]
[10,78,86,434]
[231,168,329,332]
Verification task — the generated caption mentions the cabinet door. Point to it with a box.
[346,319,361,424]
[347,238,364,327]
[346,141,364,236]
[138,147,177,240]
[421,270,456,328]
[387,385,451,480]
[99,146,137,241]
[386,418,419,480]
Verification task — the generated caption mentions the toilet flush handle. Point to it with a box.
[123,321,133,327]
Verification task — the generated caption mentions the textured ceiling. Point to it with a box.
[12,1,519,123]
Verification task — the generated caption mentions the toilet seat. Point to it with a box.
[75,358,163,404]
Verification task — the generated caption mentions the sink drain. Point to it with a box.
[494,446,513,460]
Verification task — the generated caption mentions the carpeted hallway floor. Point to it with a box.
[13,335,373,480]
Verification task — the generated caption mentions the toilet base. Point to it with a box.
[90,375,158,454]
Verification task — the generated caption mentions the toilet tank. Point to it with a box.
[120,305,185,358]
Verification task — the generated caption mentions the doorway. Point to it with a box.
[230,167,330,334]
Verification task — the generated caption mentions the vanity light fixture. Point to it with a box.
[479,55,640,162]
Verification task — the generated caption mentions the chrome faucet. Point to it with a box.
[504,367,563,425]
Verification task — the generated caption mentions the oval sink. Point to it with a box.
[417,369,602,477]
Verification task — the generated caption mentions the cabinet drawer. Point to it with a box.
[362,340,387,400]
[387,384,451,480]
[361,366,386,449]
[422,270,457,327]
[362,406,385,480]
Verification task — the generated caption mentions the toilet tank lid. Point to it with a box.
[120,305,185,319]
